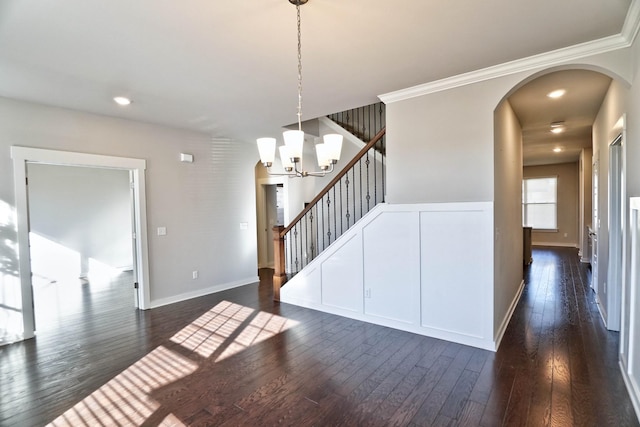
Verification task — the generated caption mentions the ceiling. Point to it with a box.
[0,0,633,153]
[509,70,613,166]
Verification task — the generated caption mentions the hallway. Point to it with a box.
[0,248,638,426]
[492,247,637,426]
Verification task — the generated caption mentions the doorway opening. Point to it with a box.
[11,147,150,341]
[256,176,288,269]
[27,163,136,332]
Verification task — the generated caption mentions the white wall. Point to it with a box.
[0,97,258,342]
[493,99,524,340]
[579,147,593,261]
[28,163,133,277]
[593,79,628,328]
[386,80,502,204]
[620,32,640,419]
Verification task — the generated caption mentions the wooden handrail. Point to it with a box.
[280,127,386,237]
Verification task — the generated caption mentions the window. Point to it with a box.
[522,177,557,230]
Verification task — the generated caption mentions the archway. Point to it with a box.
[494,65,629,333]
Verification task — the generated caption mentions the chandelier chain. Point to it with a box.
[296,3,303,131]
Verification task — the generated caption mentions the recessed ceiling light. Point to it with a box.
[550,121,565,133]
[547,89,566,99]
[553,147,562,153]
[113,96,132,106]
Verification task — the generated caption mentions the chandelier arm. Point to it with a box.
[264,166,300,178]
[301,163,334,177]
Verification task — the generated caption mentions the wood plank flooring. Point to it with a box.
[1,247,638,426]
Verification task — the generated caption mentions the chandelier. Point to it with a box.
[257,0,343,178]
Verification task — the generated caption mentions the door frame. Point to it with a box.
[256,177,288,269]
[11,146,151,340]
[606,115,626,332]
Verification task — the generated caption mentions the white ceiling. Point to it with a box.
[509,70,613,166]
[0,0,633,149]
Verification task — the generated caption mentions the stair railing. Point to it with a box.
[327,102,386,147]
[273,127,386,300]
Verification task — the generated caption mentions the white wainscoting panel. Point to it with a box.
[321,234,364,312]
[279,264,321,306]
[420,208,492,340]
[363,211,420,324]
[621,197,640,420]
[280,202,497,350]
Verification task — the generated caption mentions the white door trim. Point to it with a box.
[256,177,289,269]
[11,146,151,340]
[606,115,626,332]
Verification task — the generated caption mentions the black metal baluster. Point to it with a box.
[339,178,343,236]
[287,231,292,274]
[333,186,337,242]
[366,152,371,212]
[293,224,299,273]
[373,104,378,204]
[382,135,385,202]
[304,212,308,268]
[309,209,316,259]
[315,203,320,254]
[326,191,332,245]
[345,173,350,227]
[359,158,363,220]
[318,196,326,253]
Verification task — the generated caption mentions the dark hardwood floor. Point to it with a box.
[1,247,638,426]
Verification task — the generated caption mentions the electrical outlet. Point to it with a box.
[365,289,371,298]
[192,270,199,279]
[564,233,568,238]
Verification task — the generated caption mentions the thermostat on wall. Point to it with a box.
[180,153,194,163]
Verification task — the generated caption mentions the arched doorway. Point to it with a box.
[495,66,629,333]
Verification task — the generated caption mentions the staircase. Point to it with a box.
[327,102,386,155]
[273,102,386,299]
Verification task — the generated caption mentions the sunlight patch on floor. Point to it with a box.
[48,345,197,426]
[216,310,297,361]
[47,300,298,426]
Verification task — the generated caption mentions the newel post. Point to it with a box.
[273,225,286,301]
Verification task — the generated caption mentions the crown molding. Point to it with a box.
[622,0,640,44]
[379,0,640,104]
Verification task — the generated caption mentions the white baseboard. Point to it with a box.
[0,332,26,347]
[494,279,525,350]
[258,262,274,269]
[532,242,578,248]
[149,276,259,309]
[595,294,608,327]
[280,295,496,351]
[620,361,640,424]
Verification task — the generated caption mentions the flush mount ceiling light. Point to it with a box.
[547,89,566,99]
[257,0,342,178]
[113,96,132,106]
[553,147,563,153]
[550,121,565,134]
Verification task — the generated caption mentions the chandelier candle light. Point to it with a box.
[257,0,343,177]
